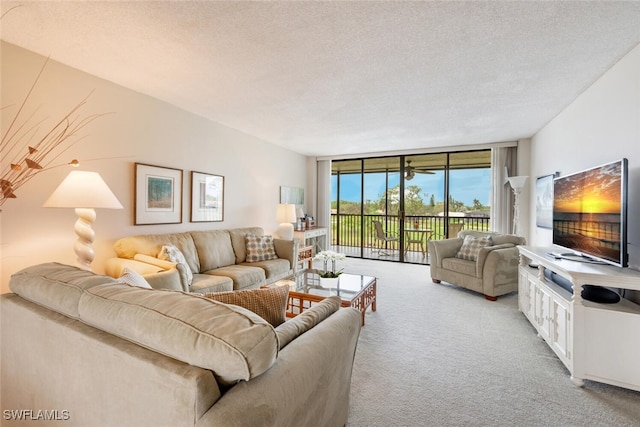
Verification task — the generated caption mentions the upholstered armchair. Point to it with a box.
[427,230,526,301]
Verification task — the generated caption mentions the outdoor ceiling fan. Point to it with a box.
[405,160,434,180]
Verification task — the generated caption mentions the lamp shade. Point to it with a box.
[507,176,528,190]
[43,171,123,209]
[276,204,296,223]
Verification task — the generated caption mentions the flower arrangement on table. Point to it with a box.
[313,250,346,278]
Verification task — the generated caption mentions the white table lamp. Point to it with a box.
[43,170,123,270]
[507,175,528,236]
[276,203,297,240]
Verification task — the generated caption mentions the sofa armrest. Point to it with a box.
[476,244,518,278]
[475,243,514,276]
[275,296,341,349]
[273,238,299,271]
[198,307,361,427]
[133,253,177,270]
[104,257,183,291]
[428,238,463,268]
[140,269,184,291]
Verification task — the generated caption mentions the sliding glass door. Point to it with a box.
[402,154,446,262]
[331,149,491,264]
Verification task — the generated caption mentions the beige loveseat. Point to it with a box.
[106,227,298,294]
[1,263,362,427]
[427,230,526,301]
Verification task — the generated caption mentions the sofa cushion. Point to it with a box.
[229,227,265,264]
[204,265,267,290]
[78,283,278,387]
[118,267,152,289]
[455,235,493,261]
[190,274,234,293]
[190,230,236,271]
[245,234,278,262]
[275,296,341,349]
[203,284,289,327]
[442,257,477,277]
[158,245,193,286]
[459,230,525,246]
[240,258,291,279]
[489,234,525,246]
[9,263,117,319]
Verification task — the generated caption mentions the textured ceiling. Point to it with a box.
[2,1,640,157]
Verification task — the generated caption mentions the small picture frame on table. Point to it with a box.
[190,171,224,222]
[135,163,183,225]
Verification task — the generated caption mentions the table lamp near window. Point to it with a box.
[276,203,297,240]
[43,170,123,270]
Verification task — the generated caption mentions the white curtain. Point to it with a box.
[490,147,516,234]
[316,159,332,245]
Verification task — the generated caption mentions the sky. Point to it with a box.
[554,161,622,214]
[331,168,491,206]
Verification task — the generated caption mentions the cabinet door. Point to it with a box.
[551,296,571,364]
[536,285,551,340]
[518,269,531,314]
[518,269,536,323]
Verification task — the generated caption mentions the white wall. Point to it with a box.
[0,42,308,292]
[527,43,640,271]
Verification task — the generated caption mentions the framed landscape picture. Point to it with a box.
[190,171,224,222]
[135,163,183,225]
[280,186,304,205]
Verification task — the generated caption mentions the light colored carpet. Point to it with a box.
[343,258,640,427]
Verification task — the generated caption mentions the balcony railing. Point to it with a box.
[331,213,490,249]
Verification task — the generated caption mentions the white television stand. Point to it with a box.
[517,246,640,392]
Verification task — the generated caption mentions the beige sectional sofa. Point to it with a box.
[1,263,362,427]
[428,230,526,300]
[105,227,298,294]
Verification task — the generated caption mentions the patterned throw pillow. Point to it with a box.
[455,235,493,261]
[118,267,152,289]
[203,284,290,327]
[158,244,194,286]
[245,234,278,263]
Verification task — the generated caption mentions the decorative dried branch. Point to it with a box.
[0,58,108,207]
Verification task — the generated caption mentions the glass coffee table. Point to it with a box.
[275,269,377,326]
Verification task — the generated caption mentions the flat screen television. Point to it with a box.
[552,158,628,267]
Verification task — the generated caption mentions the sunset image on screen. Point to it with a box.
[552,160,625,265]
[554,162,622,214]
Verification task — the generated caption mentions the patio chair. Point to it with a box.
[372,220,399,256]
[447,222,464,238]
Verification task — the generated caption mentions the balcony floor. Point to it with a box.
[330,245,431,265]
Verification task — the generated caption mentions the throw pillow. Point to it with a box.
[455,235,493,261]
[118,267,153,289]
[245,234,278,263]
[203,284,290,327]
[158,245,193,286]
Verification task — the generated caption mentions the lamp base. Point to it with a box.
[74,208,96,270]
[277,223,294,240]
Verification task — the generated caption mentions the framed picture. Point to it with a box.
[190,171,224,222]
[280,186,304,205]
[536,173,555,229]
[135,163,183,225]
